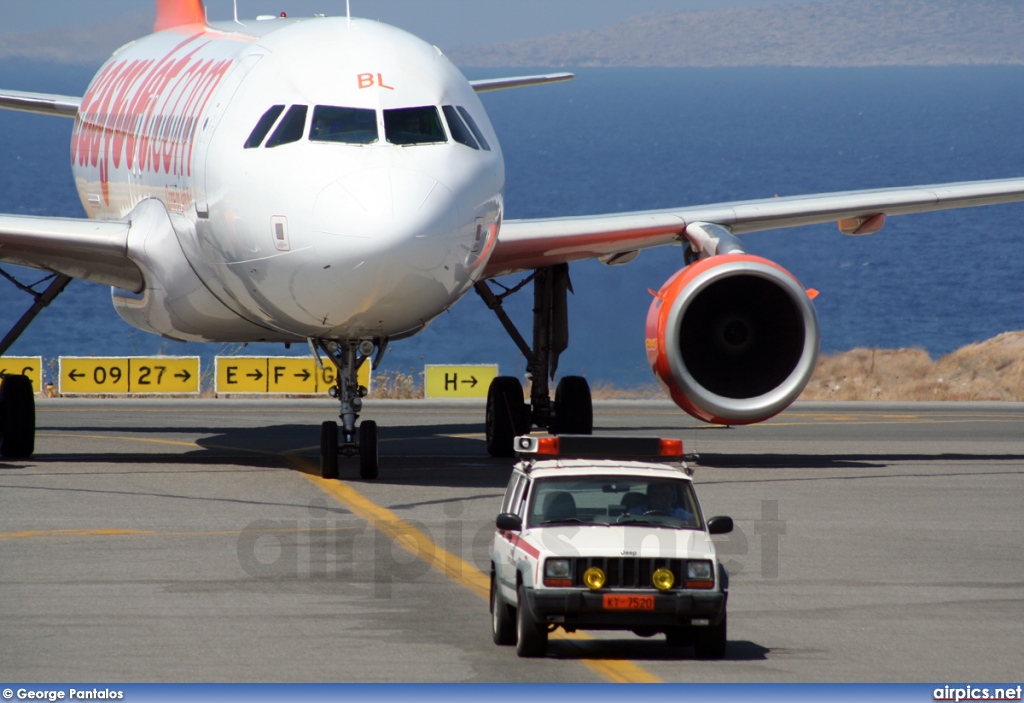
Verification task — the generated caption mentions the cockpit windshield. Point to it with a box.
[383,106,446,146]
[310,105,378,145]
[245,104,486,150]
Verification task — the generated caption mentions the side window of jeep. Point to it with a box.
[511,476,530,518]
[500,473,519,514]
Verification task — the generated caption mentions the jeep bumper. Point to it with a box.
[522,588,727,630]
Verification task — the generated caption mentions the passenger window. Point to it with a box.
[456,106,491,151]
[383,106,446,146]
[265,104,307,148]
[244,105,284,148]
[310,105,378,144]
[442,105,479,149]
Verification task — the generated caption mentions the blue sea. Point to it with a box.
[2,61,1023,387]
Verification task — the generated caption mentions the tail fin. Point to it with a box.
[154,0,206,32]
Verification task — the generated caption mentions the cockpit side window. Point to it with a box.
[456,106,491,151]
[442,105,479,150]
[265,104,308,148]
[383,106,446,146]
[310,105,378,145]
[244,105,285,149]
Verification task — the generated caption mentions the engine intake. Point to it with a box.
[646,254,819,425]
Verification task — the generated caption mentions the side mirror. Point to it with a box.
[707,515,734,535]
[495,513,523,532]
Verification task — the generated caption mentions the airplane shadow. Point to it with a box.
[25,421,1024,488]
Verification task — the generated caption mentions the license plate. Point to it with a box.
[602,594,655,610]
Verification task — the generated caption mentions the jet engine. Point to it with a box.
[645,254,819,425]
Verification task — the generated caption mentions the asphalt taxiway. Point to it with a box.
[1,399,1022,682]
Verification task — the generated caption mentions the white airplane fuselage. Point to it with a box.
[71,16,503,343]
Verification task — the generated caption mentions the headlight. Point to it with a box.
[652,567,675,591]
[582,566,606,590]
[544,559,572,579]
[685,560,714,589]
[686,561,712,580]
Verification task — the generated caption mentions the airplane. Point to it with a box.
[2,0,1023,477]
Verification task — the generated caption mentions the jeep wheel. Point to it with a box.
[515,585,547,657]
[491,575,515,646]
[665,626,693,648]
[694,611,727,659]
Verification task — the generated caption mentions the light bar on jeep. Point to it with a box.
[514,435,684,460]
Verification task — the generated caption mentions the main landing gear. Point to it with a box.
[0,269,73,459]
[317,339,381,480]
[0,373,36,459]
[475,263,593,457]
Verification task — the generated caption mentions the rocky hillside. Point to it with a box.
[452,0,1024,67]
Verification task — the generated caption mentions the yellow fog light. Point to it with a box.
[582,566,606,590]
[652,567,675,591]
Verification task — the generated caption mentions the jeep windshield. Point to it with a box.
[526,476,702,529]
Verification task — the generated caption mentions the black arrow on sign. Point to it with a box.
[247,369,264,381]
[68,369,84,381]
[465,376,479,388]
[295,369,311,382]
[175,369,192,382]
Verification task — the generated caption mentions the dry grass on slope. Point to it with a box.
[801,330,1024,401]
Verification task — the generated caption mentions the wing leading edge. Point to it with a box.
[0,214,140,290]
[0,89,81,118]
[484,177,1024,278]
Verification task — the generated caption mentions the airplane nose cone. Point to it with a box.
[312,166,459,247]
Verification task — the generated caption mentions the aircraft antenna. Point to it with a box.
[347,0,352,27]
[233,0,239,23]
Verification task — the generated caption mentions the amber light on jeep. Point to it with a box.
[515,435,684,459]
[652,567,675,591]
[583,566,606,590]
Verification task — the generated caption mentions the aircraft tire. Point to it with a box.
[552,375,593,435]
[320,421,338,479]
[0,374,35,459]
[485,376,526,457]
[359,420,378,480]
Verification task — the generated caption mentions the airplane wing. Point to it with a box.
[0,214,141,290]
[0,89,81,117]
[470,73,574,93]
[483,177,1024,277]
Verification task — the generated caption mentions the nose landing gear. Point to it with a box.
[317,339,380,480]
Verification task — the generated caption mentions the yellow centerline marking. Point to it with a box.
[285,453,661,683]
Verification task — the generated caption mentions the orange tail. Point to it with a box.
[154,0,206,31]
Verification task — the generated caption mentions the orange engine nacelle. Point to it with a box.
[646,254,820,425]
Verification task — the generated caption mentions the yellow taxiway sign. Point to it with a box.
[0,357,43,393]
[215,357,370,394]
[424,365,498,399]
[58,357,200,395]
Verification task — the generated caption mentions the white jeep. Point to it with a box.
[490,435,733,658]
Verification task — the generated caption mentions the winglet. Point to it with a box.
[154,0,206,32]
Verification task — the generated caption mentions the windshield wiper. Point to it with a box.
[615,516,666,526]
[540,518,589,526]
